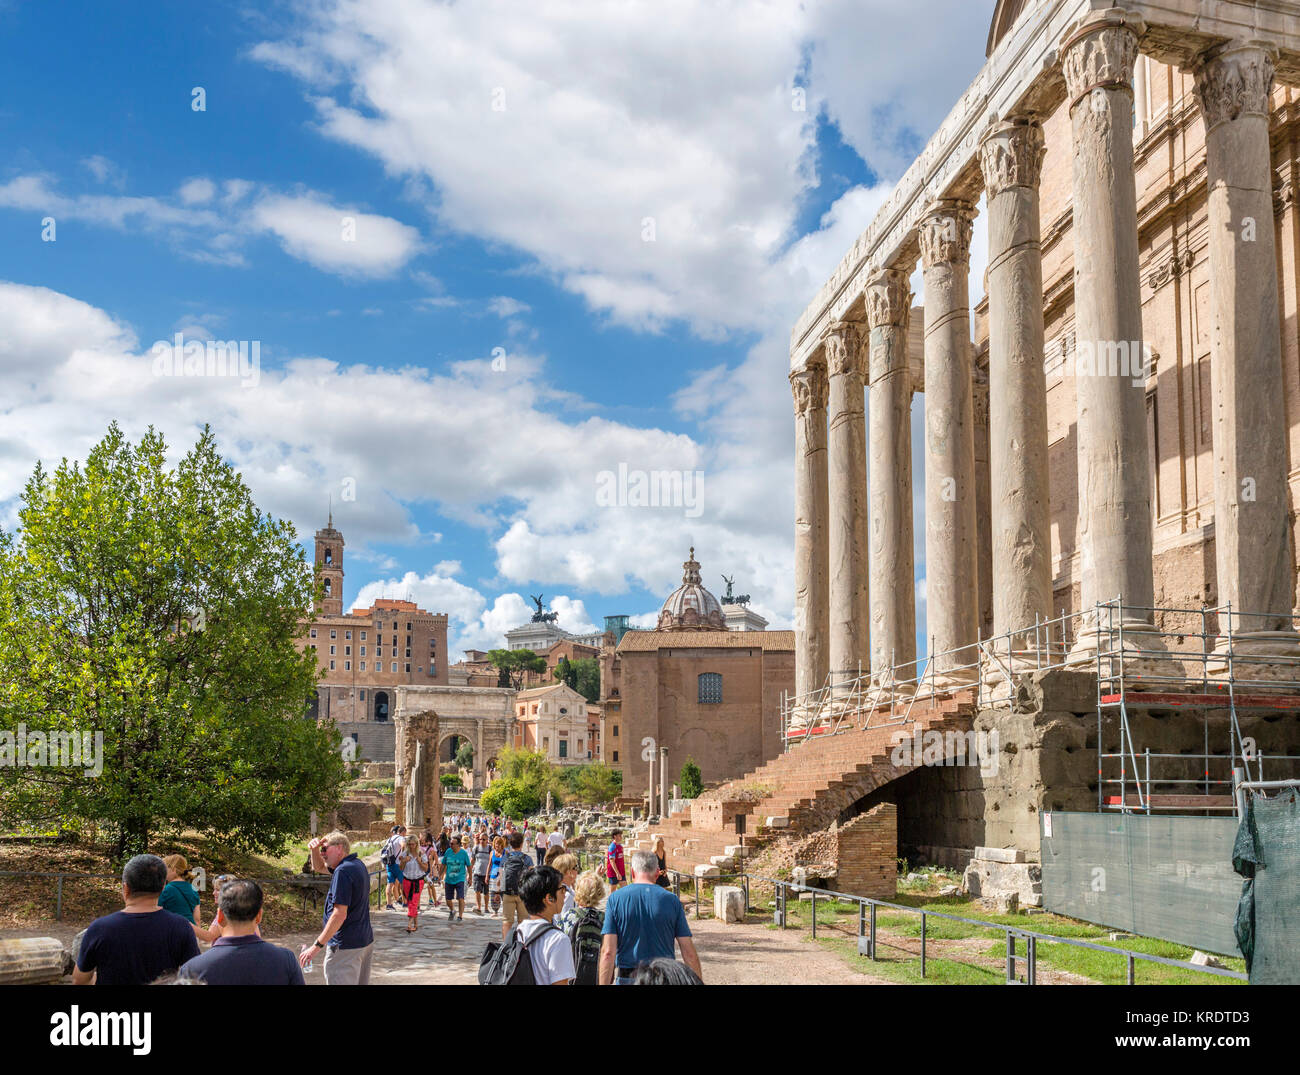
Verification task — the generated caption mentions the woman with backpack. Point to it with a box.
[562,870,606,986]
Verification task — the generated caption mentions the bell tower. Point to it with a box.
[314,511,344,616]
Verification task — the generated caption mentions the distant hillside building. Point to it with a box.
[599,548,793,796]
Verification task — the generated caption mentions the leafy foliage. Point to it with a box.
[440,773,463,790]
[570,658,601,702]
[0,424,349,860]
[478,778,541,819]
[496,746,565,807]
[487,648,546,690]
[454,740,474,770]
[680,757,704,799]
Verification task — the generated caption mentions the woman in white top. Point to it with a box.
[399,836,429,932]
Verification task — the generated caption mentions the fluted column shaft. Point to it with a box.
[865,270,916,681]
[980,117,1053,649]
[920,200,981,677]
[791,360,831,699]
[825,322,870,694]
[1193,42,1299,652]
[1062,9,1162,646]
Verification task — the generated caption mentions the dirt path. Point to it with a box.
[687,914,889,984]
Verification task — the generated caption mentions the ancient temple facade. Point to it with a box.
[791,0,1300,702]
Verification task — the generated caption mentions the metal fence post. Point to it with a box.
[869,903,877,960]
[1127,953,1136,985]
[810,891,816,939]
[1005,931,1015,983]
[1028,935,1037,985]
[920,912,926,978]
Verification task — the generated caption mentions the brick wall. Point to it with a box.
[835,803,897,901]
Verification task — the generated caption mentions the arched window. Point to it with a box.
[374,690,389,722]
[698,673,722,704]
[324,547,333,564]
[324,578,332,597]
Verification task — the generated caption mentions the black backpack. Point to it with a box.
[566,907,603,986]
[478,923,559,985]
[501,850,532,896]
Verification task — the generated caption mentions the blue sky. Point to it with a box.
[0,0,993,654]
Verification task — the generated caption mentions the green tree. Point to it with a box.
[680,757,703,799]
[454,740,474,770]
[553,655,577,690]
[487,648,546,690]
[571,658,601,703]
[496,745,565,807]
[440,773,463,790]
[0,424,349,860]
[572,762,622,804]
[479,778,541,819]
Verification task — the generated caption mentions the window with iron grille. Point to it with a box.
[698,672,722,704]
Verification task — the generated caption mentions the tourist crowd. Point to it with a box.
[70,812,702,986]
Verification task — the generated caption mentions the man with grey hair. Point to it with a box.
[599,848,701,985]
[301,831,374,984]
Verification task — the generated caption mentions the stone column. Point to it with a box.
[865,269,917,686]
[1061,9,1176,675]
[790,359,831,703]
[824,320,870,698]
[1193,41,1300,678]
[979,116,1054,674]
[919,199,981,684]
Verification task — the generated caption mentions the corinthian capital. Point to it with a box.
[790,361,829,415]
[918,199,976,270]
[979,117,1045,200]
[1193,41,1277,131]
[822,320,865,379]
[864,268,912,331]
[1061,8,1144,105]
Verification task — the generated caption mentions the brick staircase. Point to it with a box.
[645,690,978,875]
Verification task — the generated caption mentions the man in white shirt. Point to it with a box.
[547,829,565,851]
[515,866,574,985]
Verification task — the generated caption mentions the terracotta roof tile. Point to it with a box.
[615,630,793,652]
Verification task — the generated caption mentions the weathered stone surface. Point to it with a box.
[693,864,720,879]
[975,846,1026,864]
[791,359,830,700]
[962,859,1041,908]
[0,937,70,984]
[713,885,746,923]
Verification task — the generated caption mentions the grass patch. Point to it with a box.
[807,932,1004,984]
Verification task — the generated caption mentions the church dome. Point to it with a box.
[656,547,726,632]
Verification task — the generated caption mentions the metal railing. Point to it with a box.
[655,865,1244,984]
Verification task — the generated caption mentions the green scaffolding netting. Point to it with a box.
[1233,788,1300,985]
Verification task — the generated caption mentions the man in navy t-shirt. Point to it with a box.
[600,849,701,985]
[179,880,303,985]
[301,832,374,985]
[72,854,200,985]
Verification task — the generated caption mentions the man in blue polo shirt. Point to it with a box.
[179,880,303,985]
[599,849,702,985]
[300,831,374,985]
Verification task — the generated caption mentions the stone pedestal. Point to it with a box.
[1060,8,1178,681]
[791,360,831,703]
[1192,40,1300,684]
[865,268,917,691]
[920,199,981,686]
[824,320,870,698]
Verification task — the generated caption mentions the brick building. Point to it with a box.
[599,549,794,796]
[298,518,450,760]
[511,682,594,764]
